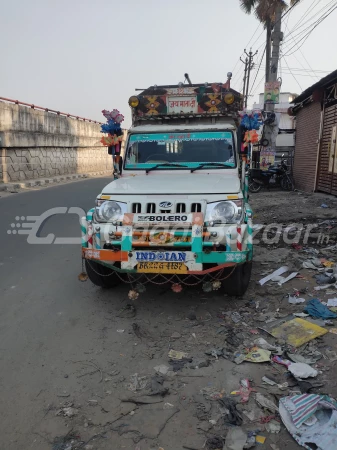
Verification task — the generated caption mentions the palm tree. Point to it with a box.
[240,0,299,81]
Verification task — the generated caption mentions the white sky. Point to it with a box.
[1,0,336,127]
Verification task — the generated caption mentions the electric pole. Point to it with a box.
[241,49,258,109]
[265,19,272,83]
[240,56,248,108]
[264,5,283,151]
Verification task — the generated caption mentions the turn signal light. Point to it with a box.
[128,96,139,108]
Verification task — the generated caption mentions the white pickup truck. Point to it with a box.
[81,80,253,296]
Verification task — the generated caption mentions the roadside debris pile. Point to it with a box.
[49,192,337,450]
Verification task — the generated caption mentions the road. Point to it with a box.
[2,180,331,450]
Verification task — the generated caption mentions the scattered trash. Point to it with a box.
[287,353,319,365]
[218,397,243,425]
[305,298,337,319]
[303,259,322,270]
[327,298,337,307]
[292,243,302,251]
[231,312,243,323]
[320,203,329,208]
[265,420,281,434]
[315,274,336,285]
[271,318,328,347]
[254,338,281,353]
[322,259,335,268]
[280,395,337,449]
[262,376,277,386]
[168,349,189,360]
[255,393,279,413]
[329,328,337,334]
[288,362,318,379]
[278,272,298,285]
[272,355,291,368]
[231,379,256,403]
[288,296,306,304]
[255,435,266,444]
[259,266,289,286]
[117,329,125,333]
[223,427,247,450]
[293,312,309,318]
[244,348,271,363]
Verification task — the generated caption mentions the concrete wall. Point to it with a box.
[0,101,122,183]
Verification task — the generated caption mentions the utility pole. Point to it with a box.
[263,5,283,152]
[265,19,272,83]
[240,56,248,108]
[241,49,258,109]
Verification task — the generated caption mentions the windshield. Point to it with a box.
[124,131,236,170]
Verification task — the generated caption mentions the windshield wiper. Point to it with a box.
[190,162,233,173]
[146,162,188,174]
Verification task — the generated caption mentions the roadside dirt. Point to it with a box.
[7,189,337,450]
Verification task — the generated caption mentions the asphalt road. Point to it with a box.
[0,180,305,450]
[0,178,115,449]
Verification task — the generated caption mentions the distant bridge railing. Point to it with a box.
[0,96,102,124]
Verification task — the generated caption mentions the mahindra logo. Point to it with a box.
[159,201,173,208]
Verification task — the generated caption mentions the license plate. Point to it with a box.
[137,262,188,274]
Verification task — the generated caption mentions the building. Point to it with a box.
[253,92,297,155]
[291,70,337,194]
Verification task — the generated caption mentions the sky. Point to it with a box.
[1,0,336,128]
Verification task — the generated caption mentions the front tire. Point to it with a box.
[249,179,262,193]
[85,260,121,288]
[222,262,252,296]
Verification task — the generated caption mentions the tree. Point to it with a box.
[240,0,299,81]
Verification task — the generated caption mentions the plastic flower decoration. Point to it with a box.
[128,290,139,300]
[171,283,183,293]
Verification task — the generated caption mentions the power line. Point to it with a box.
[249,46,266,96]
[285,0,336,41]
[283,56,303,91]
[282,2,337,57]
[282,1,337,53]
[283,22,319,82]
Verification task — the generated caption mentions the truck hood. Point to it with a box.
[101,172,240,195]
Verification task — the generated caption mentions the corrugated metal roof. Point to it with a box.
[292,70,337,104]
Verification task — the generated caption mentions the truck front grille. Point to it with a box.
[131,202,203,214]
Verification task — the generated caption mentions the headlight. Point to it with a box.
[206,200,243,224]
[96,201,126,222]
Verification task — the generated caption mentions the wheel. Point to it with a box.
[221,262,252,296]
[280,174,294,191]
[85,259,121,288]
[248,178,262,193]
